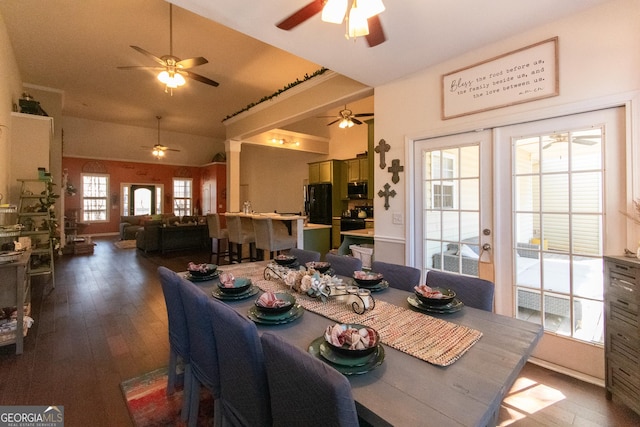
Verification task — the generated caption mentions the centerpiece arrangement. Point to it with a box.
[263,261,374,313]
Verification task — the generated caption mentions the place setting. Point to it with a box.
[352,270,389,292]
[308,323,385,376]
[305,261,334,276]
[408,284,464,314]
[247,291,304,325]
[211,272,259,300]
[184,262,219,282]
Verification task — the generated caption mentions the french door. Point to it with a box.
[413,108,624,377]
[413,130,493,281]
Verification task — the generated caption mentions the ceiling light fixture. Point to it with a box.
[321,0,385,40]
[271,138,300,146]
[339,118,355,128]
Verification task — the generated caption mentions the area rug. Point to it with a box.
[114,239,137,249]
[120,367,215,427]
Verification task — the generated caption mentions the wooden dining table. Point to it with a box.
[183,261,543,427]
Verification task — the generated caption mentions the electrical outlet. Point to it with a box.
[392,212,403,225]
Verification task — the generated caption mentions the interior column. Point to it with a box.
[225,139,242,211]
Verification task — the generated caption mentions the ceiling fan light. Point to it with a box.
[359,0,385,18]
[348,6,369,38]
[174,72,186,86]
[157,70,170,84]
[339,118,354,128]
[322,0,348,24]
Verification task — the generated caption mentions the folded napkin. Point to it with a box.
[257,292,291,308]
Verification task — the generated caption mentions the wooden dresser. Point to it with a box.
[603,255,640,415]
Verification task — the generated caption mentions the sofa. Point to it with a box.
[119,215,148,240]
[135,215,207,253]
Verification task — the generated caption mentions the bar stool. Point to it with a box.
[206,213,229,265]
[226,213,257,263]
[253,216,297,260]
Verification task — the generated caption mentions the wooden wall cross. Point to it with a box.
[388,159,404,184]
[374,139,390,169]
[378,183,396,210]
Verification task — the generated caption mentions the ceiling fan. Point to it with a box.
[276,0,386,47]
[141,116,180,159]
[319,105,374,128]
[117,3,219,94]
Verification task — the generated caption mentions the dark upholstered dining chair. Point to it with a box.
[325,253,363,277]
[426,270,495,312]
[177,275,221,427]
[260,332,360,427]
[288,247,321,265]
[209,296,271,427]
[157,267,192,422]
[370,260,421,292]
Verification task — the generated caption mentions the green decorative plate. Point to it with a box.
[308,336,384,375]
[319,341,377,367]
[211,284,259,300]
[247,304,304,325]
[363,280,389,293]
[407,295,464,314]
[185,271,219,282]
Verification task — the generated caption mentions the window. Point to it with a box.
[173,178,192,216]
[431,152,456,209]
[82,174,109,222]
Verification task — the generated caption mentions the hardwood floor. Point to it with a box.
[0,236,638,426]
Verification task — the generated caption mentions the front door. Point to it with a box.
[130,185,156,215]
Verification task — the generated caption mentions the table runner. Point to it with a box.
[215,263,483,367]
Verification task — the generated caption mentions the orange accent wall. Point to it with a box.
[63,157,225,235]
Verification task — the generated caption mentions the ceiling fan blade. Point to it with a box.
[165,148,181,152]
[117,66,164,71]
[177,56,208,69]
[180,70,220,87]
[276,0,324,30]
[353,113,374,117]
[365,15,386,47]
[352,118,363,125]
[130,45,166,66]
[326,119,340,126]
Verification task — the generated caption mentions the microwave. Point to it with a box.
[347,181,368,199]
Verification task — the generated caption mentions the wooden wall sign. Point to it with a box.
[442,37,558,119]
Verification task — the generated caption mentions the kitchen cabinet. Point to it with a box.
[308,161,334,184]
[346,157,368,182]
[603,256,640,416]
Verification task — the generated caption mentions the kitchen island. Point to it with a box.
[338,227,374,256]
[303,223,331,258]
[229,213,337,255]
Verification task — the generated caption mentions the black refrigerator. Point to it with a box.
[306,183,332,225]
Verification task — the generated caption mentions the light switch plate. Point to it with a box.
[392,212,403,225]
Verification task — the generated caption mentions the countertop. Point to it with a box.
[303,223,332,230]
[225,212,306,221]
[340,228,374,237]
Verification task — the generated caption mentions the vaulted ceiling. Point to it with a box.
[0,0,612,141]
